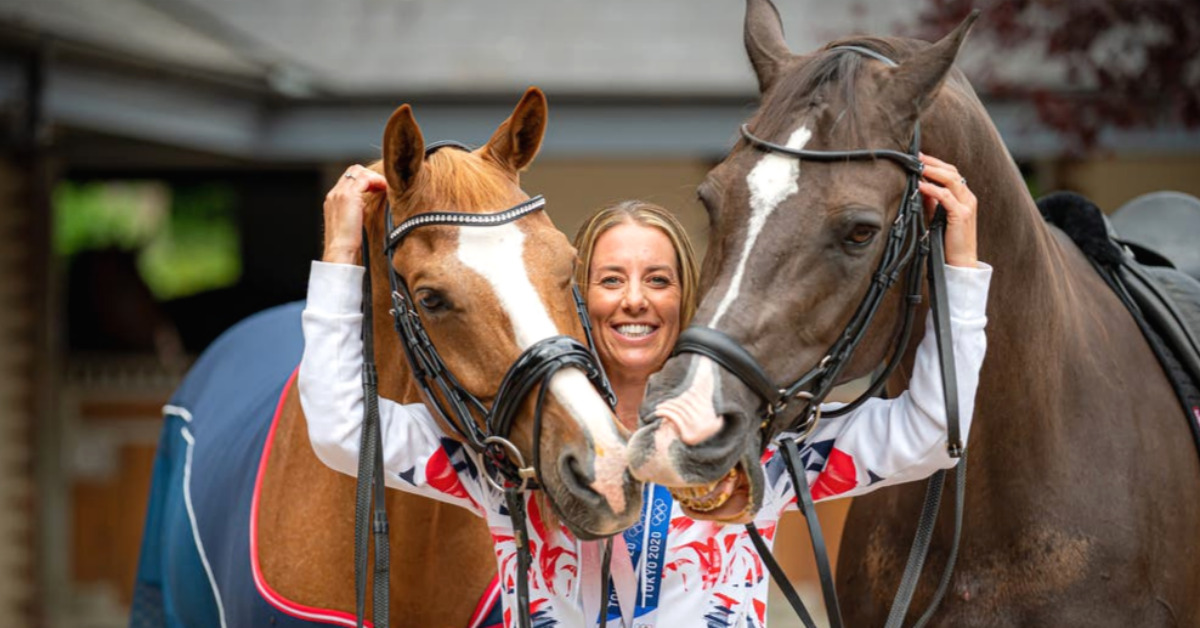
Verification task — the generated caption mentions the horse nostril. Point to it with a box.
[637,411,662,430]
[558,450,599,497]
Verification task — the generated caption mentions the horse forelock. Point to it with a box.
[754,35,954,150]
[385,148,522,219]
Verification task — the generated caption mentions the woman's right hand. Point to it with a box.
[917,153,978,269]
[323,165,389,265]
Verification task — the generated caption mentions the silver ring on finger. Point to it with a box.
[343,173,356,180]
[959,177,967,186]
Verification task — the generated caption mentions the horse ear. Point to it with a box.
[885,10,979,118]
[382,104,425,194]
[744,0,791,93]
[483,87,548,173]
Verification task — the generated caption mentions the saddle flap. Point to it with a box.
[1119,263,1200,390]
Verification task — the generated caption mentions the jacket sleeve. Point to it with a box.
[764,262,992,511]
[298,261,486,515]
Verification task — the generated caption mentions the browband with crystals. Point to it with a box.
[386,195,547,250]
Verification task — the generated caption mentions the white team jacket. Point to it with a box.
[299,260,992,628]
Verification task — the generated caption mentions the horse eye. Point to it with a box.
[845,224,879,246]
[417,290,449,313]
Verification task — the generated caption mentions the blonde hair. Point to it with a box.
[572,200,700,328]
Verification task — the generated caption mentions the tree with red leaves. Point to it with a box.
[910,0,1200,150]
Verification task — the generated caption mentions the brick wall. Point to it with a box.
[0,158,36,625]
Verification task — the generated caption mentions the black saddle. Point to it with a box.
[1110,191,1200,281]
[1039,191,1200,456]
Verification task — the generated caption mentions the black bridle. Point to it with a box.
[383,188,615,486]
[354,140,617,628]
[674,46,967,628]
[676,121,929,444]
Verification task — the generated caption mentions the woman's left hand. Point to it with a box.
[918,153,978,269]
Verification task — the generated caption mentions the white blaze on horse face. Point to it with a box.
[457,223,629,512]
[647,126,812,460]
[707,125,812,327]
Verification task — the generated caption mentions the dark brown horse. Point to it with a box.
[133,88,641,627]
[629,1,1200,624]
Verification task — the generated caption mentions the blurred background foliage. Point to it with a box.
[54,180,241,300]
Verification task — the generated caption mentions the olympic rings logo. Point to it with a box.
[651,500,670,526]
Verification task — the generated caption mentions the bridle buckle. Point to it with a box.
[767,388,790,418]
[389,290,410,318]
[792,391,822,440]
[482,435,536,492]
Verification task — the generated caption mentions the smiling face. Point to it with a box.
[587,221,683,384]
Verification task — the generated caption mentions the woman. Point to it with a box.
[301,154,990,627]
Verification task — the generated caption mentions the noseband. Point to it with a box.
[673,46,967,628]
[355,140,617,628]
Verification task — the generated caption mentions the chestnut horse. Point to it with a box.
[630,1,1200,625]
[132,88,639,627]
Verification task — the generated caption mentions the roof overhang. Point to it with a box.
[2,45,1198,164]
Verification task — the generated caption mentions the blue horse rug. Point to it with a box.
[130,301,501,628]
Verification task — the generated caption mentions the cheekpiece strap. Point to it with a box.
[387,195,546,251]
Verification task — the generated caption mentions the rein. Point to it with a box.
[674,46,967,628]
[354,141,616,628]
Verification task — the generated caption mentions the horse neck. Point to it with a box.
[922,87,1085,336]
[918,85,1144,450]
